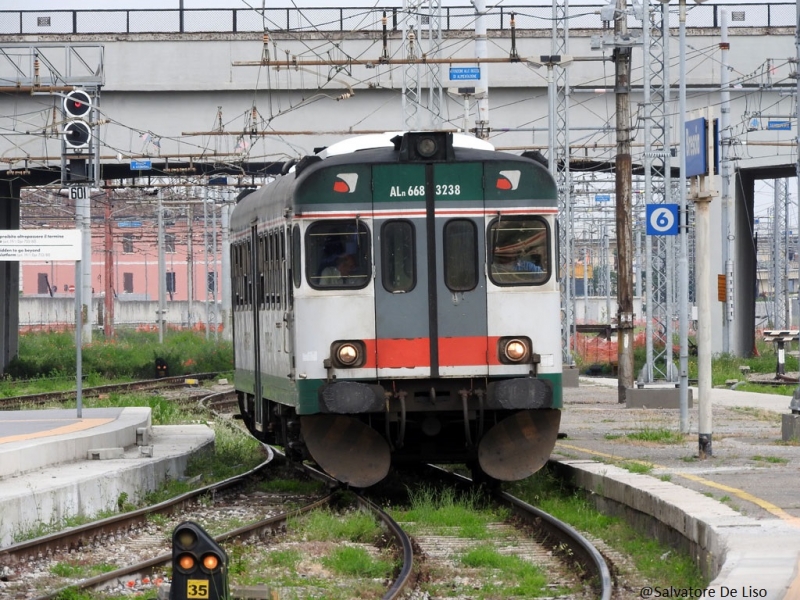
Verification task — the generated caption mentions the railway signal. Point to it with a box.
[62,89,93,151]
[170,521,229,600]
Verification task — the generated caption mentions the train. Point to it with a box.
[230,131,563,487]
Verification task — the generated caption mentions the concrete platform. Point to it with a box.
[0,408,214,547]
[560,378,800,598]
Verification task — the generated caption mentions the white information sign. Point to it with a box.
[0,229,82,261]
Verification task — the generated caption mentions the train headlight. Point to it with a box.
[499,337,531,363]
[416,136,438,157]
[338,344,359,365]
[331,340,366,368]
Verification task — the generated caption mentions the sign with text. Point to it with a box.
[767,120,791,131]
[449,66,481,81]
[131,159,151,170]
[0,230,82,261]
[685,117,708,177]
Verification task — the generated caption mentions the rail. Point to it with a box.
[0,3,794,36]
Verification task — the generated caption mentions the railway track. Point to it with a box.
[416,466,613,600]
[0,372,223,410]
[1,382,611,599]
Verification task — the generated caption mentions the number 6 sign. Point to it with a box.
[645,204,679,236]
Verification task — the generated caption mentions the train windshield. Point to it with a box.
[488,216,550,286]
[306,220,371,289]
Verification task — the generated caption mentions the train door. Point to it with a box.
[250,224,264,431]
[373,160,487,377]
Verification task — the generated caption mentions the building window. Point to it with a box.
[207,271,215,293]
[37,273,50,295]
[165,233,176,253]
[166,271,176,300]
[123,272,134,294]
[122,234,134,254]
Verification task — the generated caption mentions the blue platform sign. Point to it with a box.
[594,194,611,203]
[685,117,707,177]
[767,120,791,131]
[646,204,679,236]
[117,221,142,228]
[131,159,151,170]
[449,67,481,81]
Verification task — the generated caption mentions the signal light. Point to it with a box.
[62,89,93,151]
[63,89,92,119]
[63,120,92,149]
[170,521,229,600]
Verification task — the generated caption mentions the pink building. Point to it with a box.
[20,190,224,304]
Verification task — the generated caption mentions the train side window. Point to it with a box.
[236,243,244,309]
[264,231,275,308]
[381,220,415,293]
[306,220,371,289]
[292,225,301,289]
[258,235,266,308]
[280,229,287,309]
[443,219,478,292]
[269,229,280,309]
[487,216,550,286]
[245,238,253,306]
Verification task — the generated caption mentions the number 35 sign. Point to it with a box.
[645,204,679,236]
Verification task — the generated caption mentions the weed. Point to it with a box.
[752,455,789,464]
[392,485,505,539]
[321,546,393,578]
[290,509,382,544]
[460,545,550,596]
[626,428,685,444]
[621,461,653,474]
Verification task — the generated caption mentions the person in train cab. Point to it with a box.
[494,252,542,273]
[320,253,357,286]
[514,254,543,273]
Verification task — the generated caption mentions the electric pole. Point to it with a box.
[614,0,635,402]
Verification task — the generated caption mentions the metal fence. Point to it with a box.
[0,4,794,35]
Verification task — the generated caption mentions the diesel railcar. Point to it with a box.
[231,131,562,487]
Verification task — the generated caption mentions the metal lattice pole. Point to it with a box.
[643,1,674,382]
[552,0,573,365]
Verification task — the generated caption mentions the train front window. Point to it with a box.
[488,216,550,286]
[381,220,415,293]
[306,220,371,289]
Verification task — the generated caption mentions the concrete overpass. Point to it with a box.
[0,2,796,368]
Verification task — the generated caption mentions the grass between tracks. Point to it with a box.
[508,467,708,593]
[3,329,233,395]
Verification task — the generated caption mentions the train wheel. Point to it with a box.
[300,414,391,488]
[477,409,561,481]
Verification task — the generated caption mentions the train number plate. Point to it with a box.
[186,579,210,599]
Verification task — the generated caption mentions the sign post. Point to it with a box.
[0,230,83,416]
[686,112,718,460]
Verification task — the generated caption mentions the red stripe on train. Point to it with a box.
[363,337,502,369]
